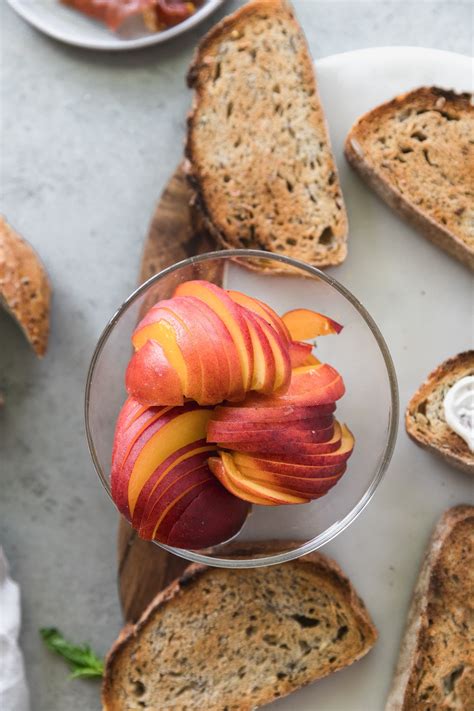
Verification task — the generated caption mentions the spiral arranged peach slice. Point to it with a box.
[111,399,249,547]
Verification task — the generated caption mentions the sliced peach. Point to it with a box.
[132,316,194,397]
[227,290,292,342]
[164,482,250,549]
[212,402,336,423]
[289,341,313,368]
[209,456,278,506]
[243,311,276,394]
[126,340,184,406]
[166,295,247,403]
[133,447,214,527]
[174,281,254,392]
[139,465,213,540]
[235,459,347,479]
[127,407,213,517]
[212,453,309,505]
[207,422,335,447]
[282,309,343,341]
[237,466,345,495]
[147,476,213,542]
[207,414,334,436]
[233,425,354,472]
[252,313,291,390]
[111,403,188,515]
[243,363,345,407]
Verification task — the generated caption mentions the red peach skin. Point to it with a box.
[211,403,336,423]
[208,424,335,447]
[165,483,250,549]
[173,281,256,392]
[126,340,184,406]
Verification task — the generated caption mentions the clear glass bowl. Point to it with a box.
[85,250,398,568]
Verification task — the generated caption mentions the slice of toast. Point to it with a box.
[345,87,474,271]
[386,505,474,710]
[102,549,377,710]
[0,216,51,357]
[406,351,474,474]
[185,0,348,270]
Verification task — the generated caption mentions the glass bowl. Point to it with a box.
[85,249,398,568]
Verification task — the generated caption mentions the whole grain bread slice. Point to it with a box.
[102,547,377,710]
[345,87,474,271]
[386,505,474,711]
[0,215,51,357]
[185,0,348,271]
[406,351,474,474]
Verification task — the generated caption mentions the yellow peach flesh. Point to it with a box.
[132,320,189,392]
[128,409,212,515]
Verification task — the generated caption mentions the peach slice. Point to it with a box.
[126,340,184,406]
[207,421,335,446]
[282,309,343,341]
[243,311,276,394]
[235,459,347,480]
[132,305,205,403]
[208,456,278,506]
[212,402,336,423]
[138,465,214,540]
[126,407,213,517]
[243,363,345,407]
[174,280,254,392]
[232,425,354,472]
[237,466,345,496]
[133,447,214,527]
[252,312,291,390]
[164,482,250,549]
[289,341,313,368]
[211,453,309,505]
[141,296,246,403]
[227,290,291,342]
[206,414,334,438]
[111,403,188,515]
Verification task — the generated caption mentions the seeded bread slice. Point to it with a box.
[406,351,474,475]
[102,548,377,710]
[386,505,474,711]
[0,215,51,357]
[185,0,348,271]
[345,87,474,271]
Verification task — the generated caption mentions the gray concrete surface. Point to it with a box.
[0,2,472,710]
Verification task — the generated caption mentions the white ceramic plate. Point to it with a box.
[224,47,471,711]
[5,0,226,50]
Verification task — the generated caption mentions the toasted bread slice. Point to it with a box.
[406,351,474,474]
[102,548,377,710]
[0,216,51,357]
[345,87,474,271]
[386,505,474,710]
[185,0,348,271]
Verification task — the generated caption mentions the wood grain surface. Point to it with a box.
[117,164,221,623]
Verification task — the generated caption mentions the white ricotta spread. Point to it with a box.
[443,375,474,452]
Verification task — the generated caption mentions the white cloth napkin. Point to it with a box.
[0,548,30,711]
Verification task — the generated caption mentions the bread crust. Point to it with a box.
[385,505,474,711]
[406,351,474,474]
[344,87,474,271]
[0,216,51,357]
[185,0,348,271]
[102,542,377,710]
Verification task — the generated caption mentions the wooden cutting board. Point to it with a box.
[117,164,220,623]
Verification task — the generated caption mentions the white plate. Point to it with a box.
[226,47,472,711]
[5,0,226,50]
